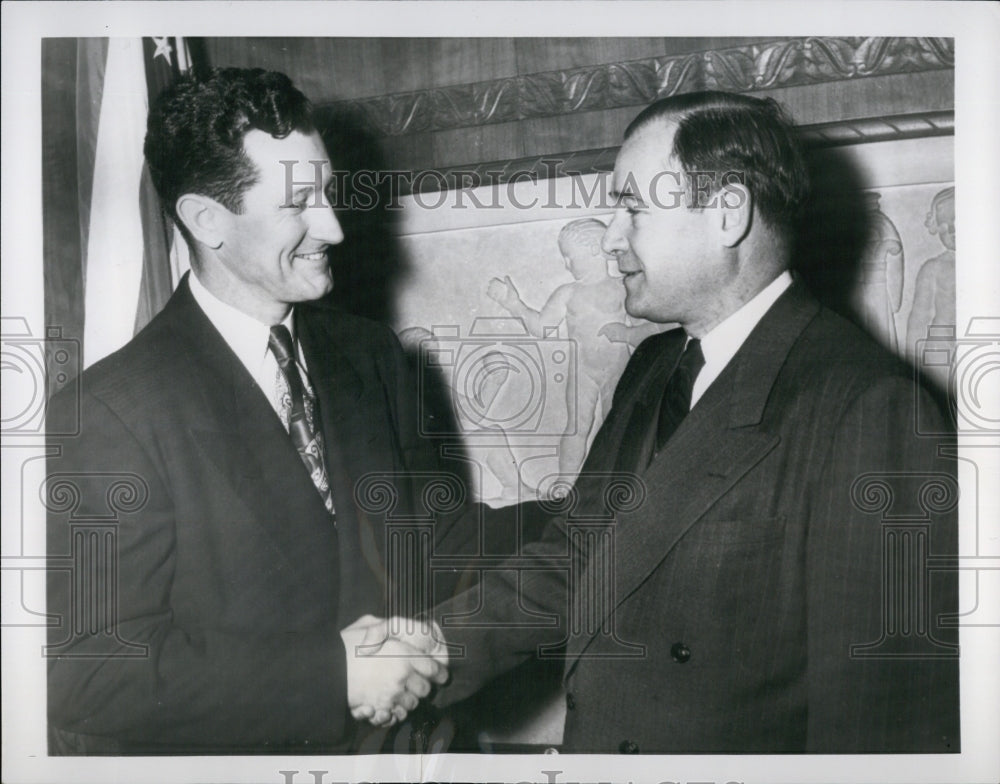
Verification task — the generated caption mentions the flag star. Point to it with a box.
[152,37,173,65]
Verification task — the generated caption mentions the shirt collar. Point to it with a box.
[187,271,295,379]
[690,270,793,407]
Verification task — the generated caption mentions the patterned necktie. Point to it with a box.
[655,338,705,454]
[268,325,335,517]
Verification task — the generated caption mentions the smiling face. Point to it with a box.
[212,129,344,322]
[601,120,727,330]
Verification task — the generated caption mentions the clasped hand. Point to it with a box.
[341,614,448,727]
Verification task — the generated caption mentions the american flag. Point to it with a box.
[44,37,193,380]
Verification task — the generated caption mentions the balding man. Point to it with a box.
[420,91,959,753]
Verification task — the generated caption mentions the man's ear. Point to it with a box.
[175,194,228,250]
[717,182,752,248]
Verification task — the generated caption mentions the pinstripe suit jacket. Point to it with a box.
[46,276,451,753]
[435,280,959,753]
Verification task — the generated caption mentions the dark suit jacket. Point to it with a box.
[434,281,959,753]
[46,276,456,753]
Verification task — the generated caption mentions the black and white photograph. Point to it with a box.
[2,2,998,783]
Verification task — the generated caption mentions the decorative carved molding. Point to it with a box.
[324,37,953,138]
[395,111,953,196]
[800,111,954,146]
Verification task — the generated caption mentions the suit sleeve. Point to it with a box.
[805,375,959,752]
[423,336,670,706]
[428,362,649,707]
[46,386,350,751]
[429,511,576,707]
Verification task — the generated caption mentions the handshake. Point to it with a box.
[340,614,450,728]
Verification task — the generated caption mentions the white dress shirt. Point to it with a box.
[689,270,793,408]
[187,271,311,422]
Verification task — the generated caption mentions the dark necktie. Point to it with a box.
[655,338,705,453]
[268,325,335,517]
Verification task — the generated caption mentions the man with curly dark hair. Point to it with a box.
[46,68,451,754]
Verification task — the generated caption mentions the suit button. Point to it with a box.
[619,739,640,754]
[566,692,576,710]
[543,747,559,755]
[670,642,691,663]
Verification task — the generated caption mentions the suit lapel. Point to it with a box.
[296,304,394,617]
[296,304,365,430]
[295,305,372,503]
[611,330,686,474]
[165,278,338,575]
[566,282,820,663]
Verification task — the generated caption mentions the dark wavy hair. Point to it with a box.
[144,68,315,222]
[625,91,809,230]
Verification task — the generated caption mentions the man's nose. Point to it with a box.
[310,204,344,245]
[601,213,627,256]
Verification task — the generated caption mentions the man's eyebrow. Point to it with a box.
[611,188,644,205]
